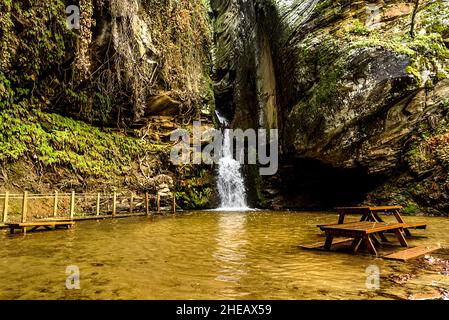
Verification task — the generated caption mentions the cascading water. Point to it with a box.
[216,112,249,210]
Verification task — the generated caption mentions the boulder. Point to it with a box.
[211,0,449,212]
[145,94,182,116]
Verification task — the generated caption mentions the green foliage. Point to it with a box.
[403,203,418,215]
[349,20,371,36]
[295,34,344,111]
[0,0,77,109]
[421,1,449,35]
[442,99,449,109]
[316,0,341,11]
[0,105,168,178]
[174,187,213,209]
[174,168,215,209]
[141,0,213,118]
[406,116,449,177]
[347,30,449,87]
[339,0,449,88]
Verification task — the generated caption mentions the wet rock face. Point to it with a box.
[211,0,259,128]
[279,0,448,171]
[286,47,416,173]
[211,0,279,130]
[80,0,214,124]
[275,0,449,211]
[212,0,449,211]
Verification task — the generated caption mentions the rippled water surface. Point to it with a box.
[1,211,448,299]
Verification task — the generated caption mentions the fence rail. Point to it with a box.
[0,190,176,224]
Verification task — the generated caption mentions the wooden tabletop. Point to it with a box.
[335,206,370,210]
[320,221,405,234]
[367,206,403,211]
[335,206,403,210]
[6,221,74,227]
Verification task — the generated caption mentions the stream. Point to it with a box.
[1,211,448,300]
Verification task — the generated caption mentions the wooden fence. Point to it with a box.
[0,191,176,224]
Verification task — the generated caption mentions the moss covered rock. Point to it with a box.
[281,0,449,172]
[277,0,449,213]
[211,0,449,212]
[0,0,217,210]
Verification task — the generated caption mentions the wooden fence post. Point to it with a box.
[53,191,58,217]
[156,191,160,214]
[145,192,150,216]
[2,191,9,223]
[96,193,101,216]
[172,193,176,214]
[129,192,133,214]
[21,191,28,223]
[112,192,117,217]
[70,191,75,220]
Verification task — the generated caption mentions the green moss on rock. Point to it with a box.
[0,105,169,179]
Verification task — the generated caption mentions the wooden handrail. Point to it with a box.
[0,189,177,224]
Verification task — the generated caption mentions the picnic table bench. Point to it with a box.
[6,221,75,234]
[319,221,408,256]
[333,206,426,237]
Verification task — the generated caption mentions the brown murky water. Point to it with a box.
[0,211,448,300]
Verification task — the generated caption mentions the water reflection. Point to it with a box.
[213,213,248,293]
[0,212,448,299]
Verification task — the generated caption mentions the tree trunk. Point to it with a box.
[410,0,420,38]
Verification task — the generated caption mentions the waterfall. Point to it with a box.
[216,112,249,210]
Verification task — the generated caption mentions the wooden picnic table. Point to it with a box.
[334,206,426,237]
[319,221,408,256]
[6,221,75,234]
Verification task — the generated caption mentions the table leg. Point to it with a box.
[351,237,363,253]
[377,232,389,242]
[365,236,378,256]
[394,228,409,247]
[364,212,377,222]
[360,211,369,222]
[393,210,405,223]
[393,210,412,236]
[324,235,334,250]
[371,234,382,247]
[372,212,384,223]
[338,213,345,224]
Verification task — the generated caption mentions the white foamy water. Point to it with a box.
[216,111,249,210]
[215,111,229,127]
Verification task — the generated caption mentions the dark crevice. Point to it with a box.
[273,157,386,210]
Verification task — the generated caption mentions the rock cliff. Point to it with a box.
[211,0,449,214]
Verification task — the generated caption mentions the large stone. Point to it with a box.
[211,0,449,212]
[145,94,182,116]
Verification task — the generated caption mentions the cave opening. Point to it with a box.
[273,157,386,210]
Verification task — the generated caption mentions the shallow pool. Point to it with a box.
[1,211,448,299]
